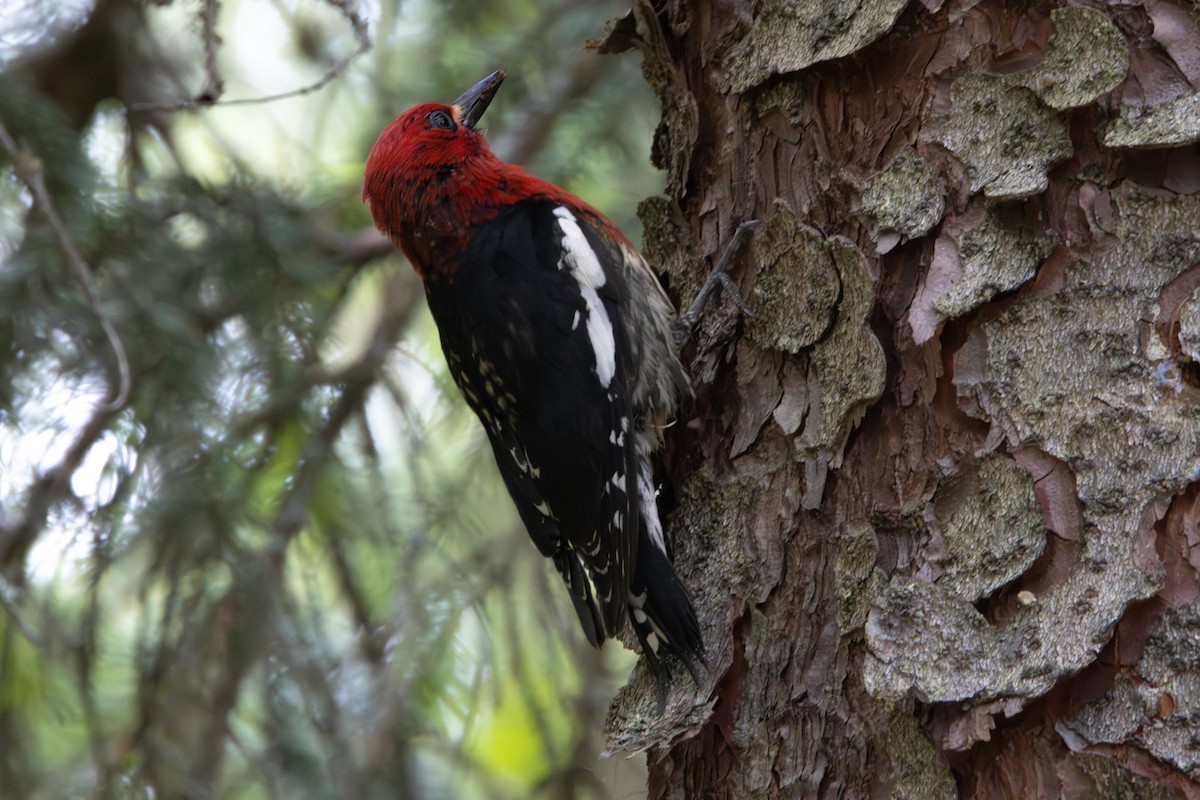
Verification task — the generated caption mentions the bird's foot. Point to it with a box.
[674,219,760,342]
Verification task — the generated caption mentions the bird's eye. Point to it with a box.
[430,110,456,130]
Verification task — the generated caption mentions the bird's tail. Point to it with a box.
[627,517,705,704]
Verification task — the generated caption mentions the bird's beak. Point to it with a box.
[453,70,506,130]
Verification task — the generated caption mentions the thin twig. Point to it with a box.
[0,122,132,410]
[269,270,422,547]
[311,225,394,268]
[0,403,119,570]
[128,0,371,113]
[0,574,41,646]
[77,558,118,800]
[197,0,225,103]
[489,52,608,165]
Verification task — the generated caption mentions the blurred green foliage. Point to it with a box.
[0,0,662,797]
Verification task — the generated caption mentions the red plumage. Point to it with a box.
[365,100,625,276]
[364,71,703,696]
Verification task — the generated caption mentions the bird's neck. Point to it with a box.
[380,156,512,273]
[388,153,607,279]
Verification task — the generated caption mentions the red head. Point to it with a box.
[364,70,504,192]
[364,71,593,277]
[364,71,525,271]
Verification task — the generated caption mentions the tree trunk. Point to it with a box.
[603,1,1200,798]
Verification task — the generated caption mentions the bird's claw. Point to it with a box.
[675,219,760,340]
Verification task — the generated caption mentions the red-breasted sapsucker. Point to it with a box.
[363,71,703,682]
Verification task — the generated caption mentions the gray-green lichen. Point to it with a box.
[919,455,1045,602]
[929,73,1072,199]
[637,194,691,280]
[1061,673,1143,746]
[910,207,1057,343]
[797,236,887,508]
[869,185,1200,713]
[865,457,1047,703]
[723,0,908,94]
[1020,7,1128,110]
[912,183,1200,710]
[633,12,699,198]
[754,81,808,131]
[1104,92,1200,149]
[747,200,840,354]
[741,204,884,508]
[885,712,958,800]
[857,152,945,252]
[933,214,1056,319]
[1064,600,1200,780]
[865,577,1011,703]
[1131,600,1200,777]
[836,522,882,632]
[959,183,1200,507]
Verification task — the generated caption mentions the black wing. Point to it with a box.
[425,199,640,643]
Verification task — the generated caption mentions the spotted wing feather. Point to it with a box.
[426,199,639,642]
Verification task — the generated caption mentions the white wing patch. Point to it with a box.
[553,206,616,388]
[637,459,667,557]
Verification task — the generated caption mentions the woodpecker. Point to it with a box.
[363,71,705,683]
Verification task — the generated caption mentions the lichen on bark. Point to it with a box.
[746,200,840,355]
[1063,598,1200,781]
[835,522,881,633]
[910,204,1058,344]
[884,711,958,800]
[746,203,885,507]
[860,443,1099,709]
[1104,93,1200,149]
[928,73,1071,199]
[856,151,944,254]
[866,576,1013,703]
[722,0,908,93]
[797,236,886,508]
[906,183,1200,733]
[1019,7,1128,110]
[957,184,1200,511]
[637,193,691,280]
[917,454,1045,602]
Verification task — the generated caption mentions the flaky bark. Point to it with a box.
[603,1,1200,798]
